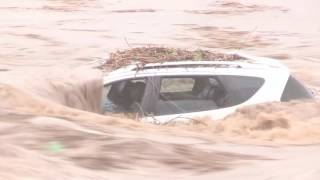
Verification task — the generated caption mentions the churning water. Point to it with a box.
[0,0,320,179]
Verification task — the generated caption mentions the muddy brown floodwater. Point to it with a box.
[1,0,320,179]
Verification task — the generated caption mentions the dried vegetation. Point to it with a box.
[105,47,241,69]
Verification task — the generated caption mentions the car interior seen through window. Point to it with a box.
[103,78,146,114]
[154,75,265,116]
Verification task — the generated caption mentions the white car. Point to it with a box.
[102,52,313,124]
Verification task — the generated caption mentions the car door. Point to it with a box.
[142,75,265,124]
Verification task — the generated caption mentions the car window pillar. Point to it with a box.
[140,76,161,116]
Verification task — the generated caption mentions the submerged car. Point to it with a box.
[102,52,313,124]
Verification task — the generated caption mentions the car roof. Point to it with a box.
[103,52,289,83]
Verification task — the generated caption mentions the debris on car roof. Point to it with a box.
[105,47,241,70]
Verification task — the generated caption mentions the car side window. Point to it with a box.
[281,76,312,102]
[103,78,146,114]
[218,76,265,107]
[153,76,264,116]
[154,77,222,116]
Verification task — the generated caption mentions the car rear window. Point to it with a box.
[281,76,312,102]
